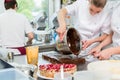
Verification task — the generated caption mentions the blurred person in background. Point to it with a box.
[0,0,34,55]
[56,0,112,57]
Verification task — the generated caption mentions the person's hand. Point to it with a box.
[95,49,113,60]
[56,26,66,41]
[82,39,94,50]
[88,46,101,56]
[26,40,32,46]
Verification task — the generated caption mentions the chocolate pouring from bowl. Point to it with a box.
[56,27,81,56]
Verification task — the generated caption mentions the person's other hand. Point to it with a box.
[95,49,113,60]
[88,46,101,57]
[82,39,94,50]
[27,40,32,46]
[56,26,66,41]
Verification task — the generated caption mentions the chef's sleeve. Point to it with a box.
[101,13,112,35]
[65,0,81,15]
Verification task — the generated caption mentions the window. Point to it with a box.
[17,0,49,30]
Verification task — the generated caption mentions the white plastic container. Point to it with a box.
[74,71,111,80]
[0,68,32,80]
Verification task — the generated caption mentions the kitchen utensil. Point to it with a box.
[56,27,81,56]
[7,52,14,62]
[79,54,91,58]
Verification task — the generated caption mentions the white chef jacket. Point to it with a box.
[110,5,120,60]
[65,0,112,56]
[0,9,33,47]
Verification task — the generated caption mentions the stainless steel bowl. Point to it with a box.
[56,27,81,55]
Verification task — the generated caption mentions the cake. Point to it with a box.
[59,57,85,64]
[42,54,61,64]
[42,54,86,64]
[39,64,77,78]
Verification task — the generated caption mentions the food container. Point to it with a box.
[56,27,81,55]
[73,71,111,80]
[0,68,33,80]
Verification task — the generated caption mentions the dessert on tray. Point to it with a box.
[39,63,77,78]
[42,54,86,64]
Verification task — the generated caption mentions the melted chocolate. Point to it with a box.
[67,28,80,55]
[42,54,86,65]
[59,58,85,64]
